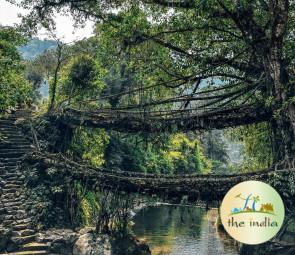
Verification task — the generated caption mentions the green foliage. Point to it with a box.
[25,61,45,102]
[57,54,106,108]
[15,0,295,163]
[73,182,100,226]
[226,123,273,172]
[69,127,110,167]
[202,130,229,173]
[0,27,32,111]
[104,133,147,172]
[71,181,135,232]
[161,133,211,174]
[105,133,211,174]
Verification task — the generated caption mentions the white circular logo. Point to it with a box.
[220,181,285,244]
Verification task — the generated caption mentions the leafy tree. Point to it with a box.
[25,61,44,102]
[0,26,32,111]
[104,134,148,172]
[16,0,295,163]
[202,130,229,173]
[104,132,211,174]
[69,127,110,167]
[226,122,273,172]
[57,54,106,107]
[162,133,212,174]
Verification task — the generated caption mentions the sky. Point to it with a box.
[0,0,95,43]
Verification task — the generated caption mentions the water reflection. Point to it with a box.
[132,205,239,255]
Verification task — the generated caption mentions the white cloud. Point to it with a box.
[0,0,95,43]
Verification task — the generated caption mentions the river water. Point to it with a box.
[132,205,239,255]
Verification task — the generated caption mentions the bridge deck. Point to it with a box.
[24,152,295,206]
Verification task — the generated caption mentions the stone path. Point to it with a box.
[0,110,49,254]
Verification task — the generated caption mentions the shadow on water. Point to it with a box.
[132,205,239,255]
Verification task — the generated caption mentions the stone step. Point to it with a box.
[1,161,21,165]
[0,140,30,144]
[0,167,18,172]
[5,177,23,183]
[4,117,26,121]
[1,162,22,167]
[2,176,23,182]
[5,180,23,185]
[0,125,19,129]
[0,120,15,124]
[4,166,21,172]
[0,132,25,137]
[2,188,22,193]
[0,152,27,158]
[0,122,15,126]
[22,242,48,252]
[2,219,14,226]
[0,147,32,153]
[12,229,35,237]
[0,127,21,131]
[0,250,48,255]
[0,132,23,137]
[4,205,25,211]
[3,214,14,221]
[2,171,20,176]
[3,201,24,207]
[4,184,21,189]
[0,146,31,151]
[2,188,19,193]
[3,214,28,222]
[1,169,18,174]
[10,113,31,118]
[0,125,16,129]
[13,224,31,231]
[0,162,20,165]
[6,209,26,216]
[1,196,26,204]
[0,142,30,147]
[0,143,31,148]
[1,192,22,200]
[11,234,37,245]
[0,111,38,254]
[0,152,30,157]
[15,218,33,225]
[3,173,22,178]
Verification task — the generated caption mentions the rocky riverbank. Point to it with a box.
[33,227,151,255]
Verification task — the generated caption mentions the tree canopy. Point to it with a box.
[11,0,295,163]
[0,26,32,111]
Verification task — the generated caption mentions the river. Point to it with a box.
[132,204,239,255]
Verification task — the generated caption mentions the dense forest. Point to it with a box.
[0,27,274,176]
[0,1,294,255]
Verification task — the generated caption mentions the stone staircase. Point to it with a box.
[0,110,49,255]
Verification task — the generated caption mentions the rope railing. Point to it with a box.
[28,151,295,181]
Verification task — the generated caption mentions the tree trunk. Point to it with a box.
[48,43,63,113]
[48,70,58,112]
[265,0,295,163]
[267,51,295,163]
[270,110,295,163]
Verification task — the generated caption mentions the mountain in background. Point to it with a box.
[19,38,57,60]
[18,38,56,98]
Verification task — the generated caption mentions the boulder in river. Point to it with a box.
[73,232,111,255]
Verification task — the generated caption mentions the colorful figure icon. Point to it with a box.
[231,193,274,215]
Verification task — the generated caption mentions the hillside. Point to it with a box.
[19,38,57,60]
